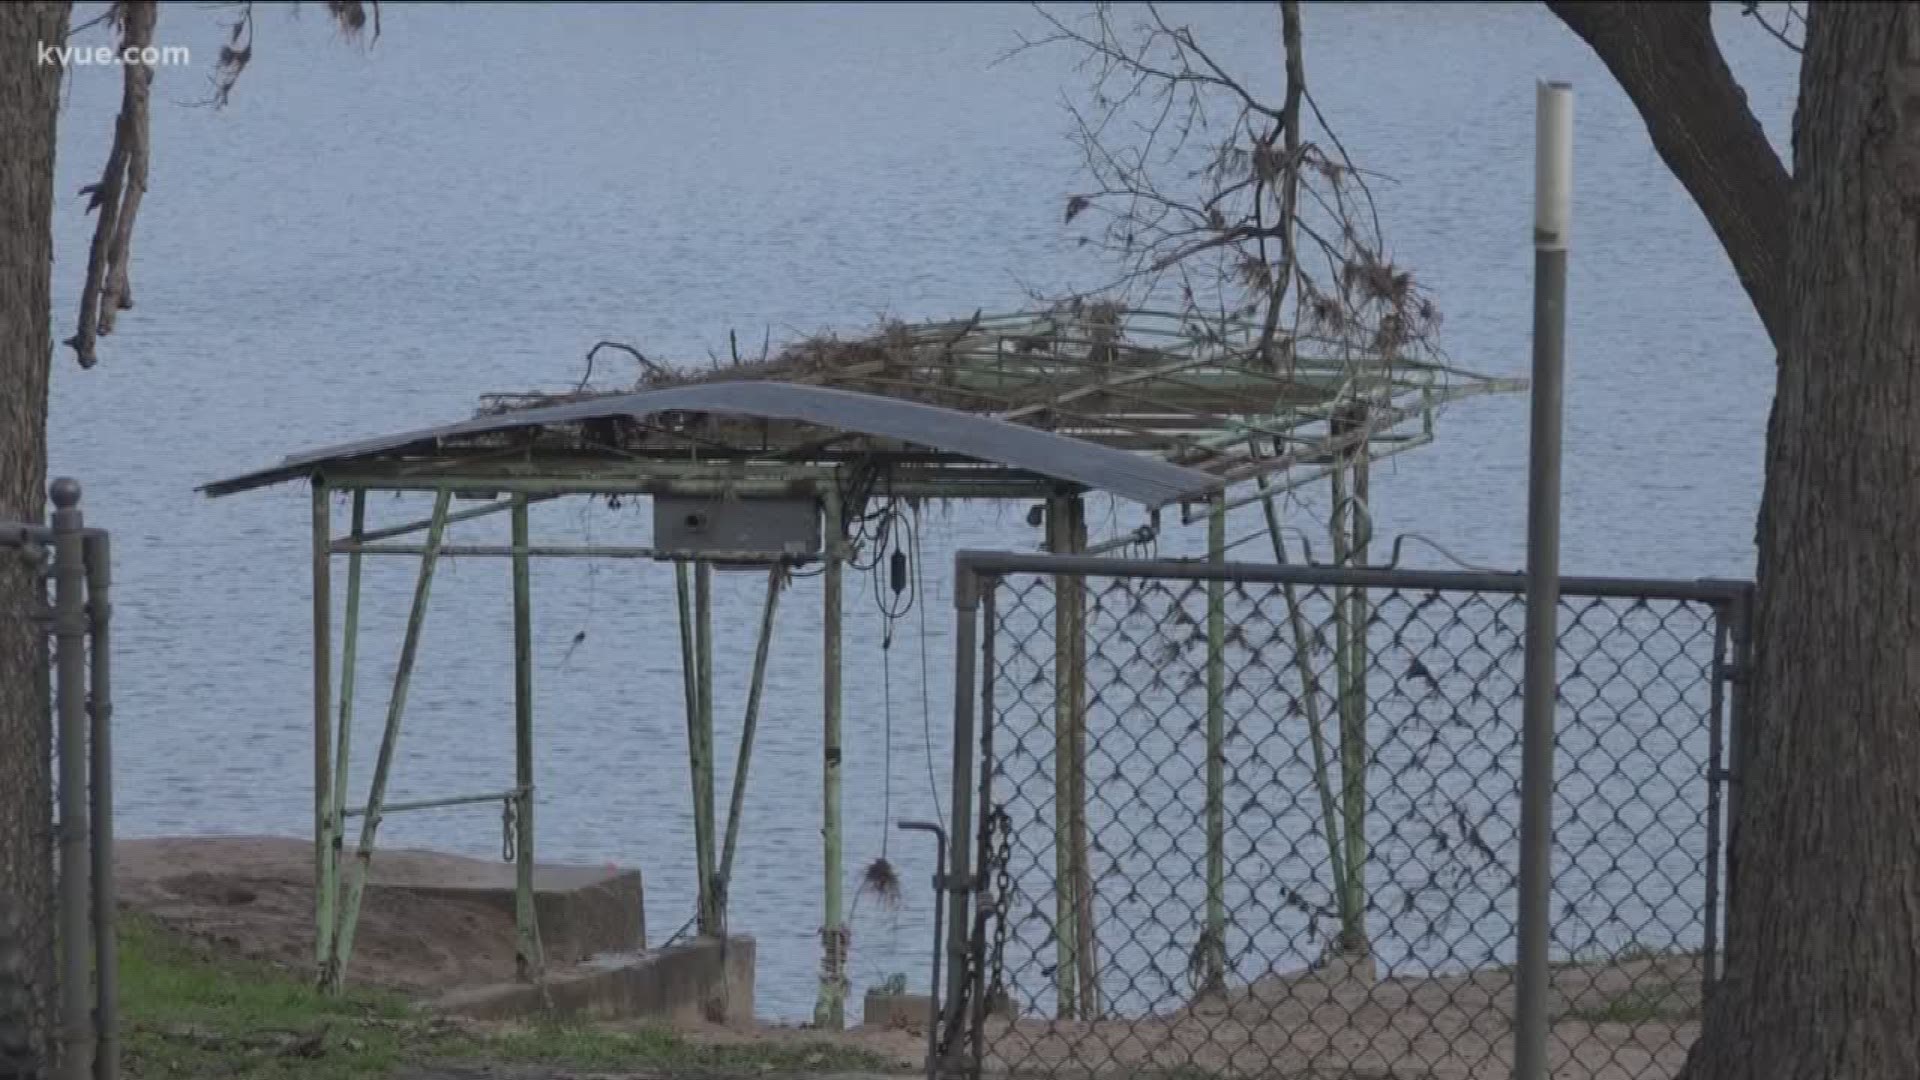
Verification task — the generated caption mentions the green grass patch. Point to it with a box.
[118,916,894,1078]
[1564,983,1700,1025]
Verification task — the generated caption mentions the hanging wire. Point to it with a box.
[914,503,945,834]
[855,492,914,915]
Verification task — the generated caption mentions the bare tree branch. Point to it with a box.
[1740,1,1805,53]
[1028,1,1442,383]
[69,1,150,367]
[70,0,380,366]
[580,340,665,391]
[1256,0,1306,360]
[1547,0,1793,347]
[98,0,154,336]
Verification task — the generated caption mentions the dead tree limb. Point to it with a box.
[1023,2,1443,375]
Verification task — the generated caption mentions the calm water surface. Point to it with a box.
[47,3,1794,1020]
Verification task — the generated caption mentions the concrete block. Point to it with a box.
[436,935,755,1025]
[362,848,645,965]
[863,990,934,1031]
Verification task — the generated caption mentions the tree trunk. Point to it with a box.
[0,1,71,1070]
[1686,6,1920,1078]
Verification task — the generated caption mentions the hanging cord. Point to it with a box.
[854,497,915,917]
[915,504,945,833]
[881,590,896,859]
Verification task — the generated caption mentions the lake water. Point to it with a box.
[46,2,1795,1021]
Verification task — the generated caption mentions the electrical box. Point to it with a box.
[653,495,821,561]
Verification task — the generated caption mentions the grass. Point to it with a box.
[118,916,895,1078]
[1564,983,1702,1025]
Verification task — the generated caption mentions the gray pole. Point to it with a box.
[50,479,92,1080]
[1514,80,1571,1080]
[940,564,979,1057]
[510,495,541,981]
[85,529,117,1080]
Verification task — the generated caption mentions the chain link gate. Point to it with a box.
[2,479,118,1080]
[929,552,1750,1080]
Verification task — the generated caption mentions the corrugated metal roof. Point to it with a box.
[201,382,1224,507]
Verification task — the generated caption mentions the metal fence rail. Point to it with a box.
[936,552,1750,1080]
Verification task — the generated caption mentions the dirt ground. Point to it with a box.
[119,837,1698,1079]
[119,836,526,992]
[396,1071,905,1080]
[979,954,1701,1080]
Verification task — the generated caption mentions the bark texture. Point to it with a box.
[0,2,70,1071]
[1682,5,1920,1078]
[1547,1,1793,348]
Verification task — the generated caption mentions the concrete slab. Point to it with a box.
[359,847,645,967]
[118,836,645,989]
[437,936,756,1025]
[862,990,933,1031]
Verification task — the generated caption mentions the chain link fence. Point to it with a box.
[939,553,1749,1080]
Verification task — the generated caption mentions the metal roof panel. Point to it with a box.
[201,382,1223,507]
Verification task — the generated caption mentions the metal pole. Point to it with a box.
[50,480,91,1080]
[939,561,981,1060]
[84,529,117,1080]
[815,486,847,1030]
[695,560,718,936]
[1046,495,1078,1019]
[310,481,334,975]
[674,562,709,935]
[340,789,524,818]
[1334,409,1371,960]
[323,490,365,985]
[896,820,947,1080]
[1514,79,1571,1080]
[1203,497,1226,994]
[1258,480,1349,944]
[1068,497,1095,1018]
[719,565,785,908]
[1703,613,1728,992]
[511,495,542,981]
[328,488,452,992]
[1721,586,1755,968]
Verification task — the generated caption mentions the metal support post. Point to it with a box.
[1515,79,1572,1080]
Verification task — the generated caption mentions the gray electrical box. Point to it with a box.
[654,495,821,561]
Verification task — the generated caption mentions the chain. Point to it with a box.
[984,806,1013,1015]
[501,796,517,863]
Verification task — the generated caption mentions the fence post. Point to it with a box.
[1047,494,1090,1018]
[939,558,982,1073]
[1515,80,1571,1080]
[1203,499,1227,993]
[1719,584,1756,972]
[84,528,117,1080]
[50,480,92,1080]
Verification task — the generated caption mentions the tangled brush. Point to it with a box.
[859,856,903,910]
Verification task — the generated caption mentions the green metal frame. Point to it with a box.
[272,310,1516,1019]
[816,484,848,1029]
[301,470,848,1023]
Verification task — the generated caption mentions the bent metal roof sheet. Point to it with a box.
[201,381,1225,508]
